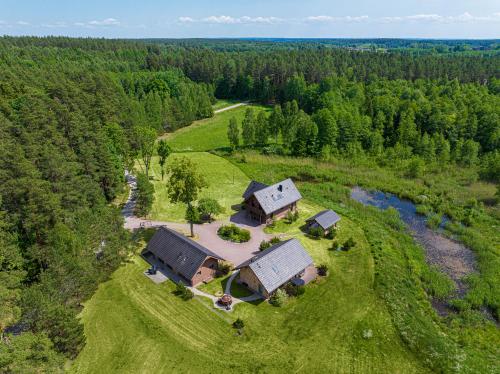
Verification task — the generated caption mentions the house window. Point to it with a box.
[197,270,202,275]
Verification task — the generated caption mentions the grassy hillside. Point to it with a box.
[162,104,270,152]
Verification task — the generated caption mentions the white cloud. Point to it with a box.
[178,16,195,23]
[16,21,30,26]
[307,15,369,23]
[179,15,283,25]
[88,18,120,26]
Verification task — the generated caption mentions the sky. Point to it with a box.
[1,0,499,39]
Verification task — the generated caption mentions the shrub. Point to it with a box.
[325,229,337,239]
[216,261,233,277]
[217,224,251,243]
[174,282,194,300]
[269,289,288,307]
[283,282,305,297]
[317,264,329,276]
[259,237,281,251]
[232,318,245,329]
[308,226,324,239]
[135,173,155,217]
[343,237,356,251]
[259,240,271,251]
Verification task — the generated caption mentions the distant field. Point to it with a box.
[144,152,250,222]
[164,104,270,152]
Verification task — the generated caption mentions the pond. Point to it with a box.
[350,186,476,301]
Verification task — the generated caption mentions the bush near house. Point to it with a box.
[216,261,233,277]
[317,264,329,276]
[174,282,194,300]
[283,282,305,297]
[259,237,281,251]
[217,225,251,243]
[308,226,324,239]
[269,289,288,307]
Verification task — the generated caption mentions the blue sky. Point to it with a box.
[1,0,499,39]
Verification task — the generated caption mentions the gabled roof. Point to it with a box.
[242,180,268,200]
[145,227,222,280]
[306,209,341,230]
[250,178,302,215]
[237,238,313,294]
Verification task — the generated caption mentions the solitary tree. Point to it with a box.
[197,198,223,222]
[135,126,157,178]
[157,140,171,180]
[227,117,239,150]
[166,157,207,236]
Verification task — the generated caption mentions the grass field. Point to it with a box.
[142,152,250,222]
[162,104,270,152]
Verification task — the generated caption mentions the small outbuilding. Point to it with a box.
[306,209,341,235]
[236,238,314,298]
[143,227,223,287]
[242,178,302,224]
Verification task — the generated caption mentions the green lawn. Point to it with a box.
[163,104,270,152]
[71,221,426,373]
[142,152,251,222]
[198,274,254,298]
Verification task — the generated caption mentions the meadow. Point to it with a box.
[161,104,270,152]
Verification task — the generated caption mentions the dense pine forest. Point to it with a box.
[0,36,498,372]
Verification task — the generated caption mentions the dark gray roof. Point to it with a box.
[251,178,302,215]
[242,180,268,200]
[145,227,222,280]
[306,209,341,230]
[238,239,313,294]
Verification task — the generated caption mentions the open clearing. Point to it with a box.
[162,104,269,152]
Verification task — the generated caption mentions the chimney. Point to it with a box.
[278,184,283,192]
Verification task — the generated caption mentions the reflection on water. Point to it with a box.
[350,186,476,297]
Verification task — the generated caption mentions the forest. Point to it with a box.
[0,36,498,372]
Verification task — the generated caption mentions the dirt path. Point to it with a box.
[213,102,247,114]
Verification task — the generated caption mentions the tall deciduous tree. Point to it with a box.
[166,157,207,236]
[135,126,157,178]
[255,111,269,146]
[227,117,239,150]
[241,108,256,146]
[268,105,284,143]
[157,140,171,181]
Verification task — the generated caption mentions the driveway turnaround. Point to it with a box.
[123,171,275,267]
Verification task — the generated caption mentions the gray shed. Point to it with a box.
[306,210,341,232]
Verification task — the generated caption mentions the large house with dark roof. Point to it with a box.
[306,209,341,235]
[242,178,302,224]
[143,227,222,286]
[236,238,314,298]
